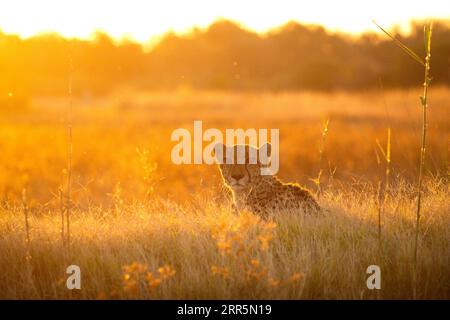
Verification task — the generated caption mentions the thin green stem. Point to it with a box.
[413,24,432,300]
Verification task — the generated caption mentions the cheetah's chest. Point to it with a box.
[238,185,296,213]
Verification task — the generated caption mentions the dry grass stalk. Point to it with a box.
[59,187,65,247]
[312,119,330,200]
[66,42,74,254]
[413,24,433,299]
[21,188,31,254]
[373,20,433,299]
[375,128,392,246]
[21,188,35,296]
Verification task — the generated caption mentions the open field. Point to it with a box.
[1,87,448,205]
[0,88,449,299]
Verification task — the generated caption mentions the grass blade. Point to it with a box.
[371,19,425,66]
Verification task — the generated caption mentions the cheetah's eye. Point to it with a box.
[220,165,230,174]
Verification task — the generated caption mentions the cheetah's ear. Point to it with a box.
[259,142,272,156]
[213,142,226,164]
[258,142,272,165]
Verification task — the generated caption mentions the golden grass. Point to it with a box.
[0,179,448,299]
[0,88,448,299]
[0,87,448,206]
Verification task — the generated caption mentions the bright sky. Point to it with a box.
[0,0,448,43]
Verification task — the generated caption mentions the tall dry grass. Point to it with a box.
[0,86,448,299]
[0,179,448,299]
[373,20,435,299]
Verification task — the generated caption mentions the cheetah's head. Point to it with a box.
[214,143,271,192]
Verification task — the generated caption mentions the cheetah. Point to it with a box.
[215,143,320,217]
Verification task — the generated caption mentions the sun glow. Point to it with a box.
[0,0,449,43]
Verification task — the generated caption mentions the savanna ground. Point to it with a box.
[0,87,449,299]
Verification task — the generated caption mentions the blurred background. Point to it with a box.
[1,19,450,95]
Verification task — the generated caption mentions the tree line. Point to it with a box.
[1,19,449,97]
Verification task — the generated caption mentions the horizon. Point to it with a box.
[1,17,448,49]
[0,0,449,44]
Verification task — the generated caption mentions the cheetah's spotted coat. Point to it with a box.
[216,143,320,217]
